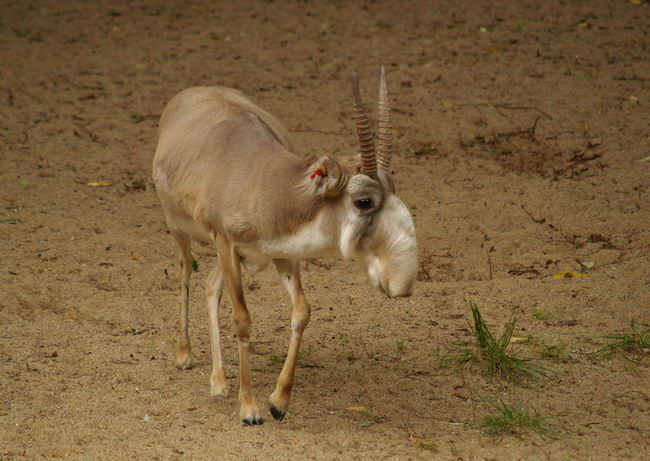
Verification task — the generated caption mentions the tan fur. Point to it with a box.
[153,81,417,425]
[154,86,340,244]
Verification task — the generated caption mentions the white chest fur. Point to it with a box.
[238,213,334,271]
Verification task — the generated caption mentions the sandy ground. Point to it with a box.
[1,0,649,459]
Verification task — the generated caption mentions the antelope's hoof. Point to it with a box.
[175,357,194,370]
[174,345,193,370]
[269,405,286,421]
[209,376,229,398]
[210,389,230,399]
[242,415,264,426]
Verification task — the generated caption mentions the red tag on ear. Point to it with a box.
[310,168,327,179]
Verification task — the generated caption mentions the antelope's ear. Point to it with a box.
[306,155,348,198]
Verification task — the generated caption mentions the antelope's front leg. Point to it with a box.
[215,235,262,425]
[268,259,311,421]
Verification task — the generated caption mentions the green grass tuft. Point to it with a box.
[590,321,650,359]
[440,302,550,382]
[396,340,408,352]
[480,399,558,439]
[539,344,569,362]
[418,440,438,451]
[533,310,553,320]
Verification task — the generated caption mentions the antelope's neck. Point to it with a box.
[251,200,341,260]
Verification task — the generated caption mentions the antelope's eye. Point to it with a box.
[354,198,373,210]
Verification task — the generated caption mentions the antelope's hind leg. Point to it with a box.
[170,229,195,370]
[206,262,229,398]
[215,235,262,425]
[268,259,311,421]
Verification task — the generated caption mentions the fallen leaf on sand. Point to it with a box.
[510,336,530,343]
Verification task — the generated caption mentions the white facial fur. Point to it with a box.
[339,175,417,298]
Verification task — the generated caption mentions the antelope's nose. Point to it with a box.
[388,288,413,298]
[383,280,414,299]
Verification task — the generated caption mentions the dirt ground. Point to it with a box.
[1,0,649,459]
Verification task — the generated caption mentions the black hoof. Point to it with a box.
[242,415,263,426]
[270,405,285,421]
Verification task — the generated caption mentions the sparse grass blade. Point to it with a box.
[438,340,477,368]
[440,303,550,383]
[590,321,650,359]
[480,398,558,439]
[539,343,570,362]
[418,440,438,451]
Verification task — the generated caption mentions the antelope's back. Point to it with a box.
[152,86,305,243]
[154,86,292,181]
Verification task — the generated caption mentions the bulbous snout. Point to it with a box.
[381,268,415,298]
[360,193,418,299]
[388,281,414,298]
[366,247,417,299]
[377,282,413,298]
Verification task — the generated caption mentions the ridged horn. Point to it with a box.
[351,71,377,179]
[376,65,393,174]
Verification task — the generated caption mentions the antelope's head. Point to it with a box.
[309,67,417,298]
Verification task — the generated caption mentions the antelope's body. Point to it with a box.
[153,69,417,425]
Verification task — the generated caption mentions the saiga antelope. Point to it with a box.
[152,67,417,425]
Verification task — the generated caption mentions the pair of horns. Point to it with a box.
[352,66,393,179]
